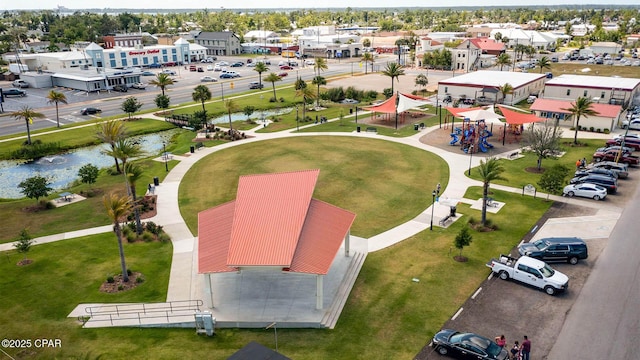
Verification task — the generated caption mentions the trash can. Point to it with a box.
[190,146,195,153]
[357,126,361,133]
[450,206,457,217]
[153,177,159,186]
[414,124,419,130]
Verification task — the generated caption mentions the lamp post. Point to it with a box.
[355,106,358,124]
[163,141,168,172]
[296,105,299,131]
[468,144,474,176]
[220,83,224,101]
[430,190,436,230]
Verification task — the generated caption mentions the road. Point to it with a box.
[547,179,640,359]
[0,56,395,137]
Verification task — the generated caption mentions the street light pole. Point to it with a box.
[163,141,168,172]
[468,144,474,176]
[430,190,436,230]
[296,105,299,131]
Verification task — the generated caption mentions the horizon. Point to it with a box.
[4,1,640,12]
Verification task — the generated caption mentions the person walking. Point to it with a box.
[510,340,520,360]
[520,335,531,360]
[495,334,506,348]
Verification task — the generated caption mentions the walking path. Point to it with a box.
[2,112,625,328]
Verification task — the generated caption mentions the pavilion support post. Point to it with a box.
[205,273,214,308]
[316,275,324,310]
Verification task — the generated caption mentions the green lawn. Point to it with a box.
[178,136,449,238]
[0,186,550,359]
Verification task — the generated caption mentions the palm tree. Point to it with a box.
[109,138,143,173]
[265,72,282,101]
[149,73,174,96]
[124,162,144,235]
[254,62,268,87]
[537,56,552,73]
[103,192,133,282]
[96,120,126,174]
[498,83,514,104]
[312,76,327,108]
[381,62,405,94]
[192,85,212,132]
[496,53,512,71]
[224,99,239,131]
[10,106,44,145]
[563,97,599,145]
[362,52,374,74]
[46,90,67,128]
[477,158,506,225]
[295,85,317,123]
[313,57,328,76]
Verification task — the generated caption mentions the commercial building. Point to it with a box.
[543,74,640,107]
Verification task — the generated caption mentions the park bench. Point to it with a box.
[509,151,519,159]
[366,127,377,133]
[439,215,453,226]
[195,142,204,150]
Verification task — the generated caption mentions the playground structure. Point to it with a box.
[449,119,494,153]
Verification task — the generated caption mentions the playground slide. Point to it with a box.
[478,140,488,152]
[450,133,459,145]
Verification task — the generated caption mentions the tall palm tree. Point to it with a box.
[381,62,405,94]
[537,56,552,73]
[265,72,282,101]
[496,53,512,71]
[498,83,514,104]
[103,192,133,282]
[313,57,328,76]
[362,52,374,74]
[563,97,598,145]
[312,75,327,108]
[96,120,126,174]
[109,138,143,173]
[192,85,212,132]
[46,90,68,128]
[254,62,268,86]
[295,85,317,123]
[477,157,506,225]
[10,106,44,145]
[149,73,174,96]
[224,99,239,131]
[124,162,144,235]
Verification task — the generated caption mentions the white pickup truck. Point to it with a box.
[486,254,569,295]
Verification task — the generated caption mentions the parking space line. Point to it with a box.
[487,273,493,280]
[471,287,482,299]
[451,307,464,320]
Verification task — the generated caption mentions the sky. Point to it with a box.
[3,1,639,12]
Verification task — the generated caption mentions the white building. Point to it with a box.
[543,74,640,107]
[297,26,362,59]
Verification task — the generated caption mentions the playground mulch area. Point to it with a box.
[419,125,524,158]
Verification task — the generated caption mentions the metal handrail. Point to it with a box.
[84,300,203,317]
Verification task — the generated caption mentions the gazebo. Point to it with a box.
[361,92,431,128]
[198,169,356,314]
[496,105,545,144]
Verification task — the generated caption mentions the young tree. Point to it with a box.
[149,73,174,96]
[121,97,143,120]
[414,74,428,96]
[192,85,212,132]
[538,164,569,200]
[265,72,282,101]
[224,99,239,131]
[381,62,405,94]
[18,175,52,203]
[78,163,99,186]
[14,228,34,264]
[46,90,68,128]
[154,94,170,110]
[95,120,126,174]
[294,76,307,91]
[478,158,506,226]
[454,227,473,261]
[103,192,133,282]
[563,97,599,145]
[243,105,256,121]
[10,106,45,145]
[523,121,563,170]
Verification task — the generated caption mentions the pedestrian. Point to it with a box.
[495,335,506,348]
[520,335,531,360]
[581,157,587,168]
[576,159,582,169]
[510,340,520,360]
[148,183,152,194]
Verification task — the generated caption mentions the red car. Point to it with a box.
[279,65,293,70]
[278,72,288,78]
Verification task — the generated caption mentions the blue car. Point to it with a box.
[141,71,155,76]
[219,72,240,79]
[148,63,162,68]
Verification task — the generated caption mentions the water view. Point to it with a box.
[208,107,293,125]
[0,129,180,199]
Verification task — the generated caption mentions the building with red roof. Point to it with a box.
[198,169,357,319]
[529,98,623,132]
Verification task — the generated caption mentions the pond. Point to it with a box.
[0,129,181,199]
[208,107,293,125]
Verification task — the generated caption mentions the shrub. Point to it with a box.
[127,269,132,276]
[158,233,171,243]
[269,97,277,102]
[106,276,115,283]
[383,88,393,99]
[596,128,601,133]
[589,126,595,132]
[279,97,285,102]
[44,201,55,209]
[118,285,124,291]
[467,216,477,225]
[126,232,136,243]
[136,276,145,283]
[145,221,163,235]
[365,90,378,99]
[604,128,610,134]
[142,231,155,242]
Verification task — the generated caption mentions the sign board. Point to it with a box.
[523,184,537,198]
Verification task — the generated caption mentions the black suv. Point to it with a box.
[570,174,618,193]
[518,237,588,265]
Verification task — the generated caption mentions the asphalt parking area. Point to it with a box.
[415,236,607,360]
